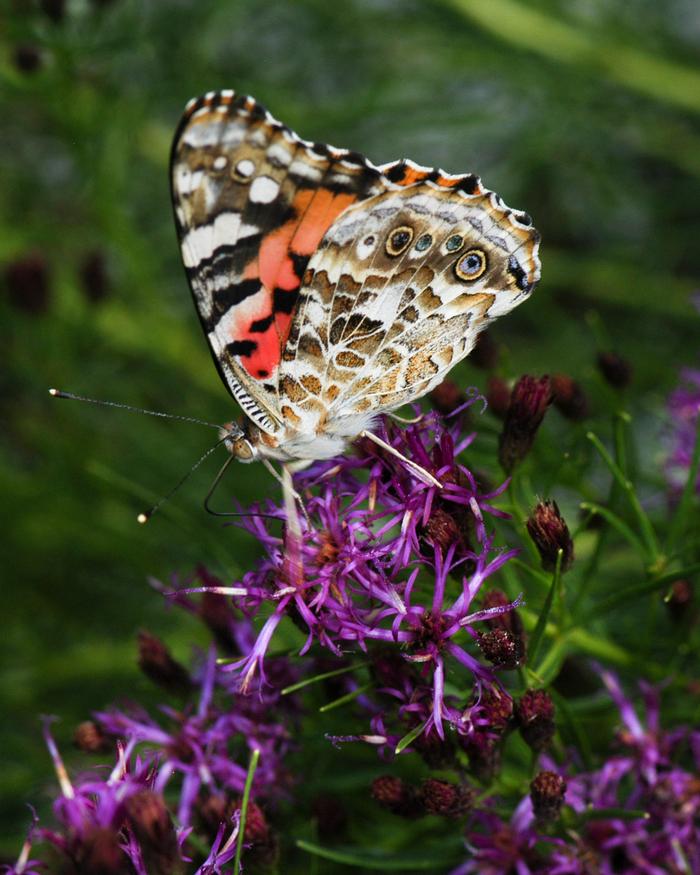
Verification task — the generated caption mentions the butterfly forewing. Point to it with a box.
[171,90,388,435]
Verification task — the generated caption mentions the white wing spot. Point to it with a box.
[213,155,228,171]
[250,175,280,203]
[235,158,255,179]
[356,234,377,260]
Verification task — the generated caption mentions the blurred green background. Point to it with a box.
[2,0,700,858]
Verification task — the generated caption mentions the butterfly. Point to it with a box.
[171,90,540,489]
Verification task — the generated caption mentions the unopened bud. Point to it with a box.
[478,629,523,669]
[530,770,567,826]
[430,379,465,416]
[73,720,111,753]
[498,375,552,472]
[420,778,475,818]
[125,791,181,875]
[665,579,693,622]
[486,375,511,420]
[137,630,192,695]
[597,352,632,389]
[526,500,574,573]
[470,329,499,370]
[551,374,588,421]
[371,775,421,818]
[516,689,556,751]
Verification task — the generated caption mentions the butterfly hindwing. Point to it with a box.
[171,90,388,434]
[278,169,540,433]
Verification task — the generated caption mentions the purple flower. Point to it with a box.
[213,411,518,740]
[666,368,700,496]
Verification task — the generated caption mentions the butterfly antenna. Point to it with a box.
[137,437,231,524]
[48,388,222,431]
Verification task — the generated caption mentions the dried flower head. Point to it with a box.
[530,770,567,827]
[516,689,556,751]
[597,351,632,388]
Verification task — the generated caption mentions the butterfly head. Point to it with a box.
[220,421,257,462]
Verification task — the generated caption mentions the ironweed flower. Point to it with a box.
[498,375,552,472]
[215,410,518,741]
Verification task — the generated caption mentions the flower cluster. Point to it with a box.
[219,406,521,742]
[456,669,700,874]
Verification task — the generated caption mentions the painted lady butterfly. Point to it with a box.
[171,90,540,482]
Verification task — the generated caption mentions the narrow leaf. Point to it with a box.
[395,719,429,755]
[319,683,371,713]
[528,550,562,669]
[296,840,448,870]
[234,748,260,874]
[282,662,367,695]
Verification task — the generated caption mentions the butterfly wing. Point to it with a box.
[278,166,540,435]
[171,90,388,434]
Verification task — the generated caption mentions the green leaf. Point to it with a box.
[282,662,367,695]
[528,550,563,669]
[585,563,700,620]
[319,683,372,713]
[296,840,450,870]
[549,689,593,771]
[395,719,429,755]
[579,501,646,555]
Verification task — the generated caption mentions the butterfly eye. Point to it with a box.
[445,234,464,252]
[414,233,433,252]
[386,226,414,256]
[455,249,487,282]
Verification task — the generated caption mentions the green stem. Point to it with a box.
[234,748,260,874]
[667,414,700,552]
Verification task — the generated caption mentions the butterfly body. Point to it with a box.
[172,91,541,470]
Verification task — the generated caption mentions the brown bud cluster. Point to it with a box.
[4,253,50,313]
[469,329,499,370]
[551,373,589,421]
[486,376,511,420]
[478,629,523,669]
[461,689,514,782]
[515,689,556,752]
[125,791,182,875]
[482,588,527,661]
[420,778,475,818]
[665,579,693,623]
[430,379,465,416]
[498,375,552,472]
[530,770,567,827]
[73,720,111,754]
[371,775,422,818]
[597,351,632,389]
[137,630,192,695]
[80,250,110,303]
[526,500,574,573]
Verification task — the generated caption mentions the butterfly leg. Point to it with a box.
[386,410,425,425]
[359,430,443,489]
[260,458,312,531]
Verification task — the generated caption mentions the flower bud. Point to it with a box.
[371,775,421,818]
[597,352,632,388]
[478,629,523,669]
[311,794,348,841]
[530,770,566,826]
[551,373,588,421]
[41,0,66,23]
[665,579,693,623]
[515,689,556,751]
[137,630,192,695]
[74,827,131,874]
[80,250,109,303]
[482,589,526,657]
[4,253,50,313]
[421,506,463,553]
[13,45,43,74]
[125,791,181,875]
[469,329,499,370]
[73,720,111,753]
[430,379,465,416]
[498,375,552,472]
[486,375,511,420]
[420,778,475,818]
[526,500,574,573]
